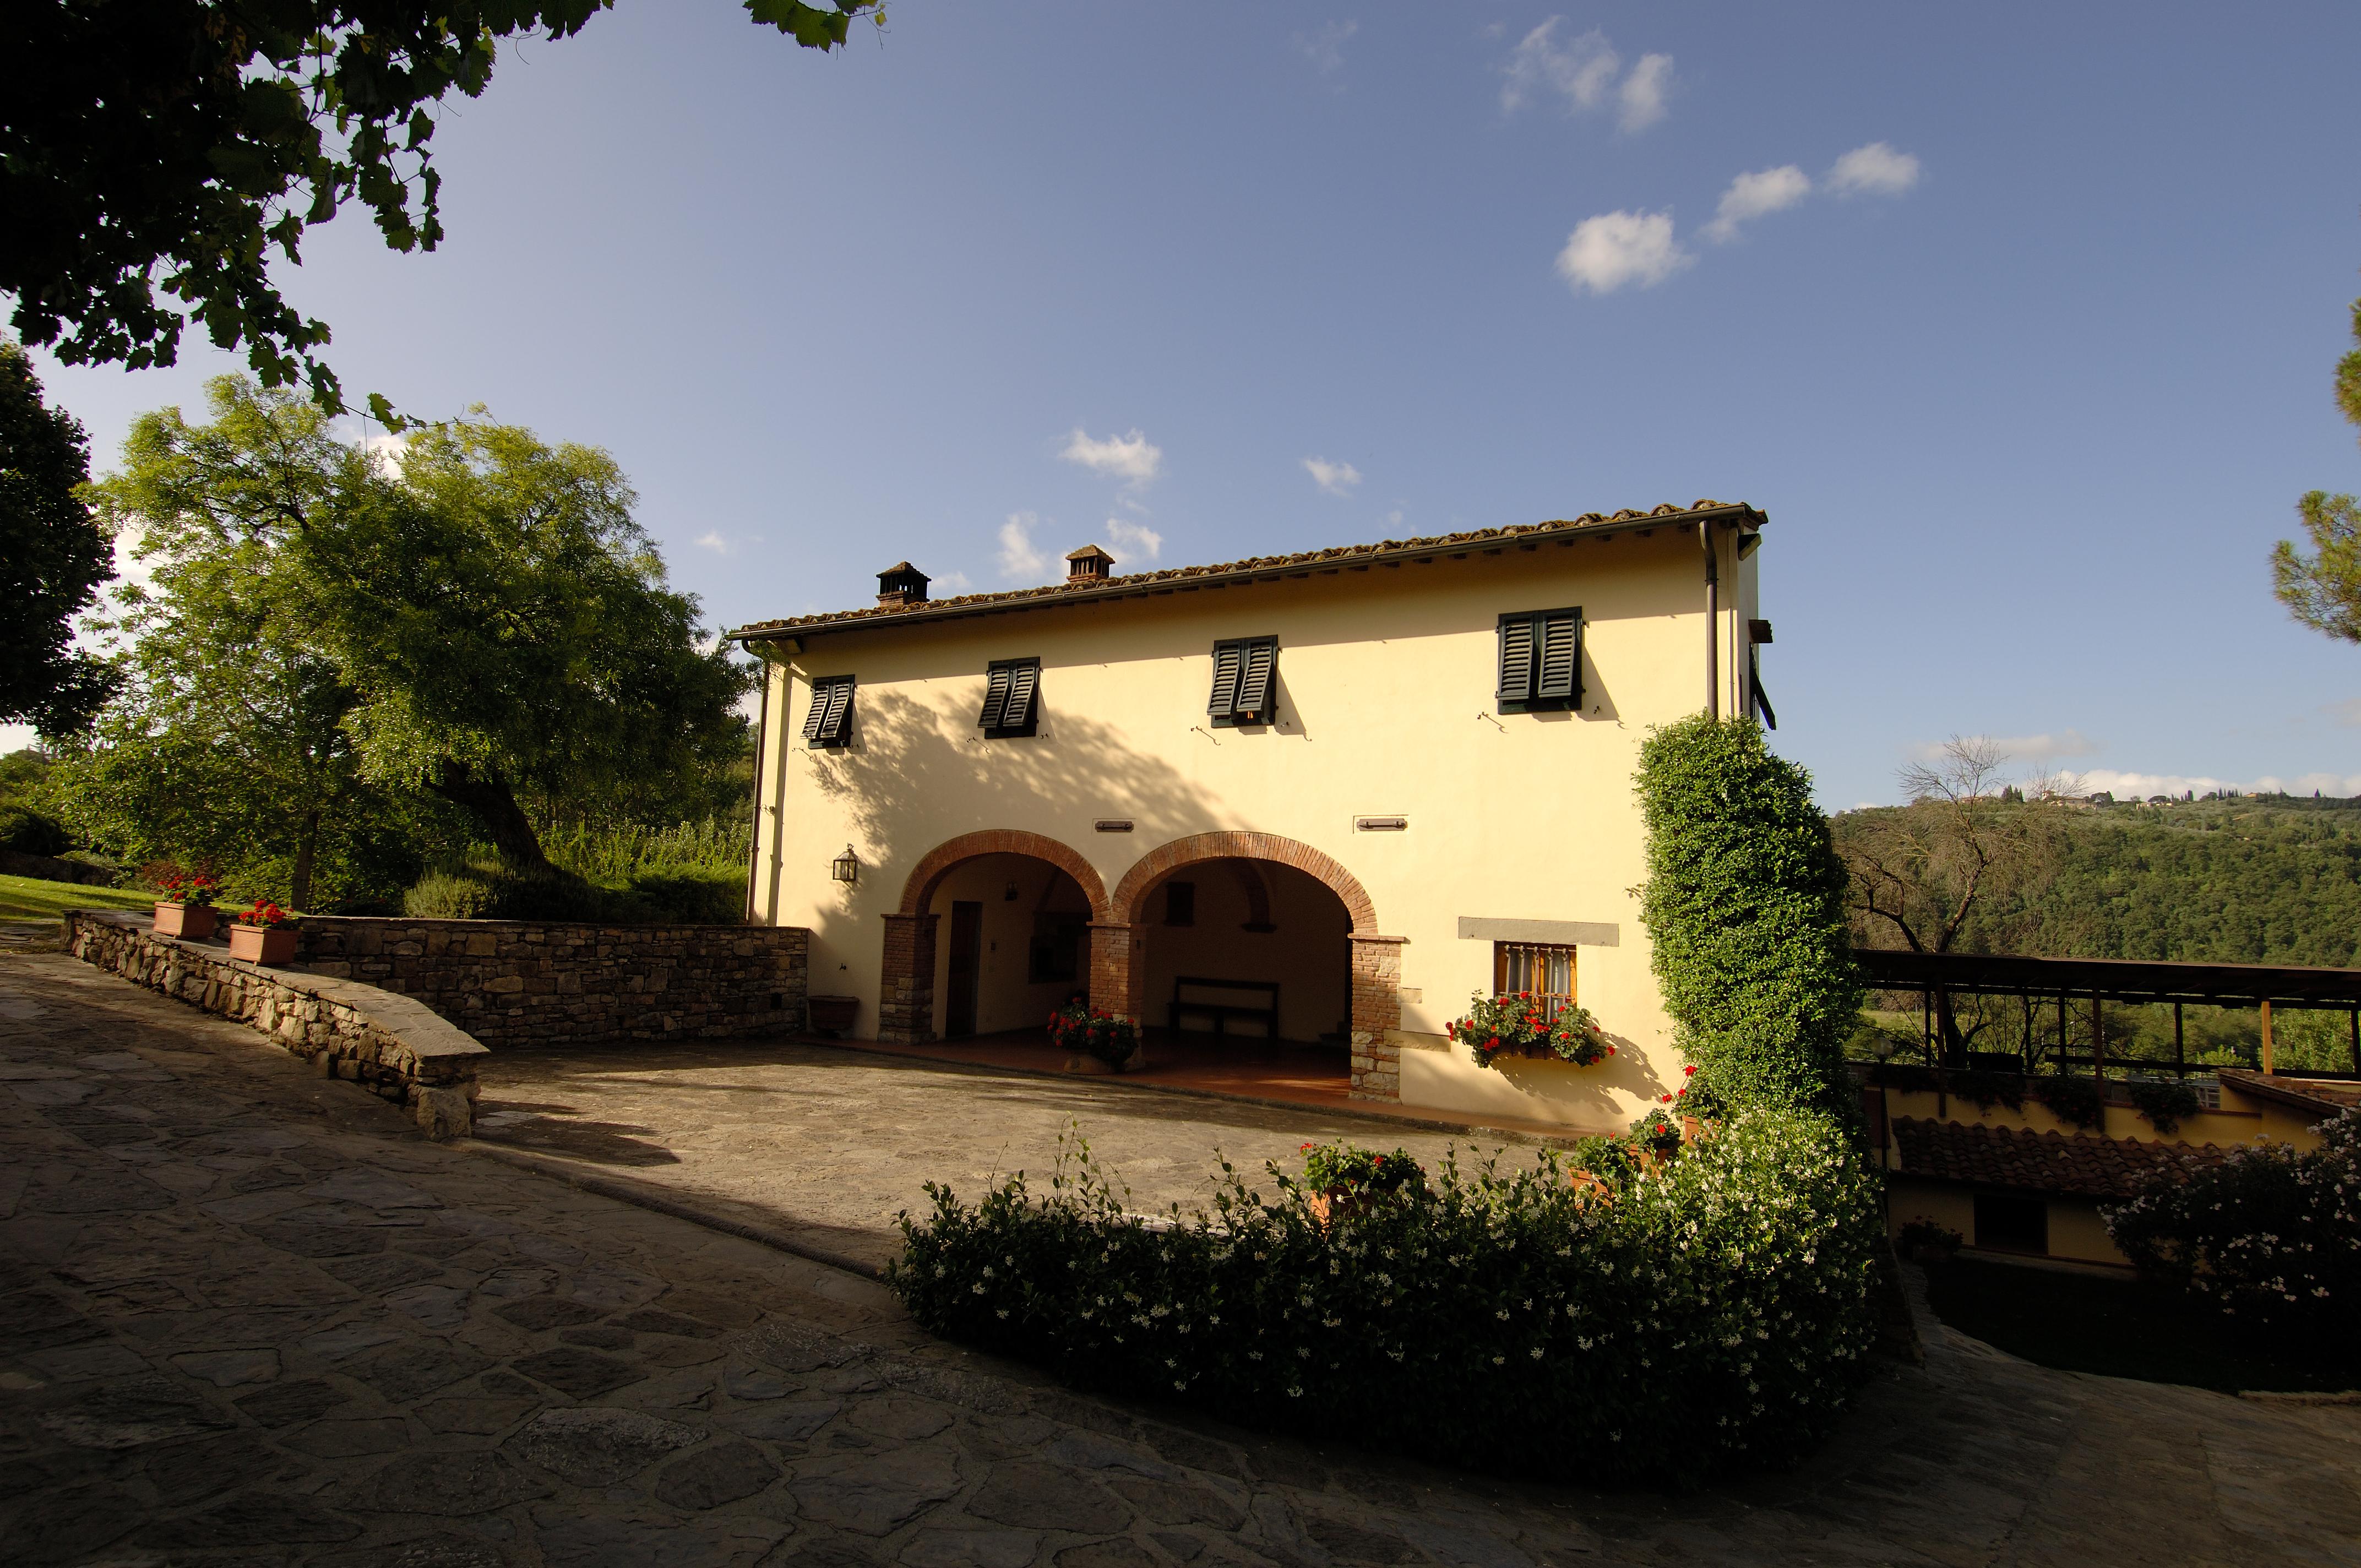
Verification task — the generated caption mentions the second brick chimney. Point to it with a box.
[1064,545,1115,585]
[876,562,931,607]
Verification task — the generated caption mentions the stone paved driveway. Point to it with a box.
[467,1041,1571,1273]
[3,950,2359,1568]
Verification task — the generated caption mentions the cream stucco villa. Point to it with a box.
[728,500,1771,1130]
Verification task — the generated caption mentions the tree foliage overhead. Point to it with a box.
[0,339,115,738]
[62,375,748,903]
[2,0,879,415]
[1634,715,1862,1115]
[2271,292,2361,641]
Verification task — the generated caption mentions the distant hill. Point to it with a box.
[1831,793,2361,970]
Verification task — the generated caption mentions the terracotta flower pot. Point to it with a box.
[153,902,217,940]
[227,924,296,965]
[807,994,859,1037]
[1063,1046,1143,1075]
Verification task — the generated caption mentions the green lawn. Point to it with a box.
[0,873,154,921]
[1924,1257,2359,1393]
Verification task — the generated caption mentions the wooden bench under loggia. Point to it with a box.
[1169,976,1280,1039]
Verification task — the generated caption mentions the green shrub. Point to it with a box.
[2105,1108,2358,1331]
[2125,1077,2202,1134]
[1945,1069,2027,1113]
[1297,1140,1425,1197]
[403,865,504,919]
[889,1108,1885,1485]
[1635,716,1862,1114]
[401,859,613,922]
[2031,1073,2103,1130]
[0,805,72,857]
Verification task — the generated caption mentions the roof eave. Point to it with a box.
[725,503,1766,646]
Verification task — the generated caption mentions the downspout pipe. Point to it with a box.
[1701,519,1719,717]
[744,654,771,924]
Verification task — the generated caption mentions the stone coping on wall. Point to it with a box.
[63,909,487,1139]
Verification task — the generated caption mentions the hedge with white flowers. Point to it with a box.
[888,1107,1885,1484]
[2106,1106,2359,1331]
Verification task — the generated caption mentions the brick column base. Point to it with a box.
[1086,922,1143,1025]
[878,912,939,1043]
[1348,934,1407,1101]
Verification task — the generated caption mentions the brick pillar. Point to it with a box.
[1087,922,1143,1025]
[878,912,938,1043]
[1348,934,1407,1101]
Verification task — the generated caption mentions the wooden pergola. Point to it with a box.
[1853,948,2361,1079]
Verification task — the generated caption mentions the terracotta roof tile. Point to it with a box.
[727,500,1761,639]
[1891,1117,2229,1200]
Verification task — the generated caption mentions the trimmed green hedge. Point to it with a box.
[1635,716,1862,1114]
[889,1108,1885,1484]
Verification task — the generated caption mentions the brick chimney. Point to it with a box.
[1064,545,1115,585]
[875,562,931,607]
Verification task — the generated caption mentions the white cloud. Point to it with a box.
[934,569,973,595]
[1702,165,1812,243]
[1555,209,1691,294]
[1296,19,1357,76]
[1502,20,1620,112]
[2325,697,2361,727]
[1502,21,1671,132]
[998,512,1058,582]
[1102,518,1163,565]
[1827,141,1921,198]
[1059,427,1163,486]
[2072,768,2361,800]
[694,531,730,554]
[1618,52,1674,132]
[1303,457,1362,497]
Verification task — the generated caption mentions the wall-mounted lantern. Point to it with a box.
[831,845,861,885]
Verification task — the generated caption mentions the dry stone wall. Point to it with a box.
[291,917,809,1049]
[65,910,486,1137]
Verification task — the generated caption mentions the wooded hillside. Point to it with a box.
[1832,794,2361,968]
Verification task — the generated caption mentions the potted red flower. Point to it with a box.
[226,900,297,965]
[1047,1000,1142,1072]
[151,871,221,940]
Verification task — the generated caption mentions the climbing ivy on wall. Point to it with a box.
[1635,715,1861,1114]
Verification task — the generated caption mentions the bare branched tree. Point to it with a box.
[1838,735,2066,1062]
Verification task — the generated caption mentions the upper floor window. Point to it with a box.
[803,675,855,748]
[1207,636,1277,727]
[978,657,1041,738]
[1495,608,1581,713]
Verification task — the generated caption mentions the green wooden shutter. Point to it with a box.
[1206,641,1243,717]
[1536,612,1580,701]
[801,680,829,741]
[1236,638,1276,720]
[1496,614,1535,701]
[977,663,1013,729]
[1003,661,1040,728]
[812,677,853,744]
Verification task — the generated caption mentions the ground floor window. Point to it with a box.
[1973,1193,2049,1255]
[1494,941,1576,1021]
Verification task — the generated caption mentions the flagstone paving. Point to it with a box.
[2,949,2358,1568]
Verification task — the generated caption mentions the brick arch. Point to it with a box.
[1112,832,1378,934]
[897,830,1111,922]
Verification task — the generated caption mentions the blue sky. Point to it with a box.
[17,1,2361,808]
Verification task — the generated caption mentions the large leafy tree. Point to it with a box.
[298,412,750,870]
[2,1,878,416]
[2272,292,2361,639]
[0,339,115,737]
[67,377,431,905]
[63,377,746,898]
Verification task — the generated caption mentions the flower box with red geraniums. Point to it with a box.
[151,872,221,940]
[226,900,297,966]
[1048,1000,1141,1071]
[1444,991,1614,1071]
